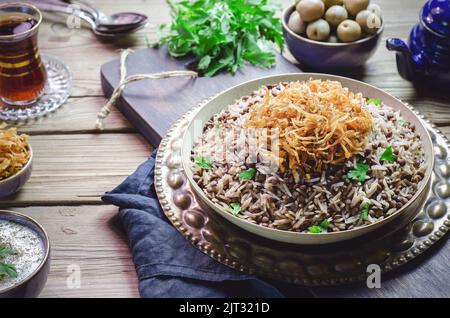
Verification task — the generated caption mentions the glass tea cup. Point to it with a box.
[0,3,47,106]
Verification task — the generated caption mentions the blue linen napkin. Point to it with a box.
[102,150,299,298]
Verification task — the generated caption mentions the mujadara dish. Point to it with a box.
[191,79,427,234]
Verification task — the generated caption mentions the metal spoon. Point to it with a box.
[60,0,148,31]
[29,1,147,38]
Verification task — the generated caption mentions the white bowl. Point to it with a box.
[182,73,434,244]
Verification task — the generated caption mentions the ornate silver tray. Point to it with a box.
[155,99,450,286]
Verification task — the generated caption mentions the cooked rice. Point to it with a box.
[191,81,426,233]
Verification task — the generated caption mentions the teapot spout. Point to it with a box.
[386,38,416,81]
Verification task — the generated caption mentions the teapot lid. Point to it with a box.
[422,0,450,37]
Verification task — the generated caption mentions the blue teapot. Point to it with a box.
[387,0,450,87]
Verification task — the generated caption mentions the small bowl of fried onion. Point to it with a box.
[0,127,32,198]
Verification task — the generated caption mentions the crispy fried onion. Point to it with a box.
[0,127,31,180]
[244,79,373,176]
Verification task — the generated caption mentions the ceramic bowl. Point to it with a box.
[282,5,383,71]
[181,73,434,245]
[0,145,32,198]
[0,210,50,298]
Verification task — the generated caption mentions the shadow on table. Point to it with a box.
[280,233,450,298]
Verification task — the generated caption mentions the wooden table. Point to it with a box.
[2,0,449,297]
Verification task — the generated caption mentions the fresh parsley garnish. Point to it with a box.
[347,163,369,182]
[0,247,16,258]
[308,218,330,233]
[214,123,222,132]
[157,0,284,76]
[319,219,329,232]
[397,119,407,127]
[308,226,322,233]
[194,155,212,170]
[367,98,382,107]
[239,168,256,181]
[229,202,241,216]
[380,146,397,162]
[360,203,370,221]
[0,263,17,279]
[0,246,17,279]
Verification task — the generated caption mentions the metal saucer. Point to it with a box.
[155,98,450,286]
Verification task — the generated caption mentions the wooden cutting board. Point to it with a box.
[100,48,301,146]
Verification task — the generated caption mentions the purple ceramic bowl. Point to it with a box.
[282,5,384,70]
[0,146,32,198]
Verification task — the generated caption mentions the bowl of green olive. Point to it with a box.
[282,0,383,70]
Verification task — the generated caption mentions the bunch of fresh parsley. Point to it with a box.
[157,0,284,76]
[0,246,17,280]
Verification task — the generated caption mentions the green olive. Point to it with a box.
[367,3,382,17]
[306,19,331,41]
[343,0,369,16]
[356,10,381,34]
[296,0,325,22]
[288,11,307,35]
[337,19,362,42]
[321,0,344,9]
[325,5,348,28]
[328,34,340,43]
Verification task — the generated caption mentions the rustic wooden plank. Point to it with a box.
[9,206,139,298]
[0,134,152,206]
[3,97,136,135]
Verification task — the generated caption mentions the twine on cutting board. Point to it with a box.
[96,49,198,130]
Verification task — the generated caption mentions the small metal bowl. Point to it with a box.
[181,73,434,245]
[0,146,32,198]
[282,5,383,71]
[0,210,50,298]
